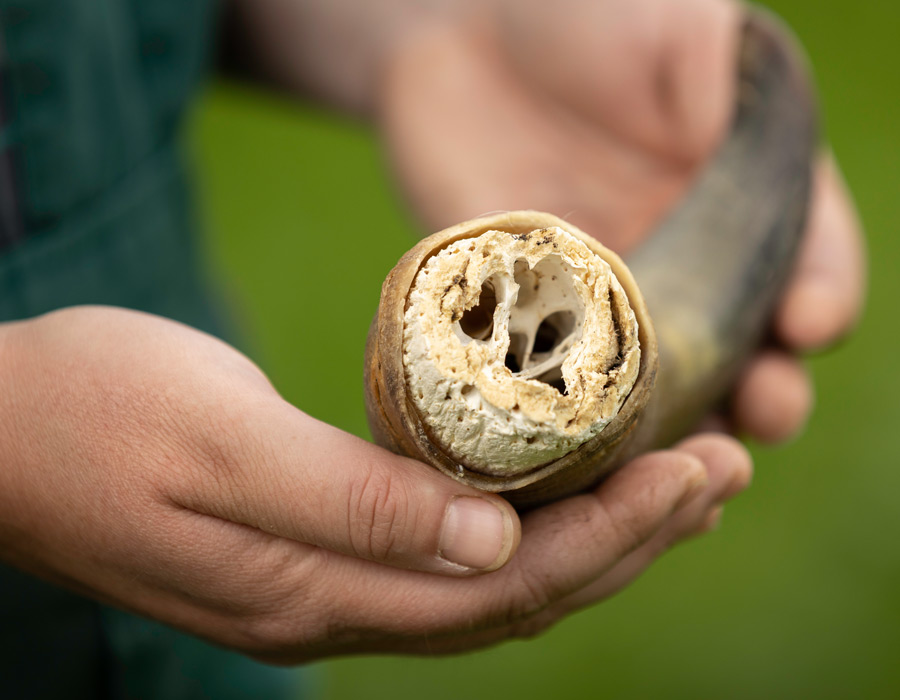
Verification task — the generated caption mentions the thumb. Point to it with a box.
[175,401,521,576]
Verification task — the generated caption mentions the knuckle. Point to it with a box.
[498,567,556,627]
[233,588,326,660]
[346,463,412,562]
[601,499,652,559]
[227,550,332,658]
[176,398,259,488]
[510,610,559,641]
[237,609,304,655]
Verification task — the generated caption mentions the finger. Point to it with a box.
[699,505,725,533]
[289,446,708,658]
[370,436,751,654]
[776,153,866,350]
[501,449,709,606]
[675,433,753,500]
[523,435,752,624]
[504,0,741,164]
[731,350,814,443]
[171,401,521,576]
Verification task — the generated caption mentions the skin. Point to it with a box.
[0,0,864,664]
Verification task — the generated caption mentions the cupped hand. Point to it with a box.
[379,0,865,443]
[0,306,748,662]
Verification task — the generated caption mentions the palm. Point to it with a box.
[381,0,737,254]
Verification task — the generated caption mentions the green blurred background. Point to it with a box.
[190,1,899,698]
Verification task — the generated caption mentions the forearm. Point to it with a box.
[230,0,484,115]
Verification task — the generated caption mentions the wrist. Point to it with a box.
[234,0,492,117]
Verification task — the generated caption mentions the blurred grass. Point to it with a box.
[190,1,900,698]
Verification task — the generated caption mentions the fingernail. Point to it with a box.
[674,464,709,512]
[439,497,510,571]
[725,468,751,499]
[700,506,724,533]
[786,282,843,349]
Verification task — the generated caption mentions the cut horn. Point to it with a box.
[364,10,816,508]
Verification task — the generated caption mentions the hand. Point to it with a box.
[0,306,748,662]
[379,0,865,443]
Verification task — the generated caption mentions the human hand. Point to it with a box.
[379,0,865,444]
[0,306,748,661]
